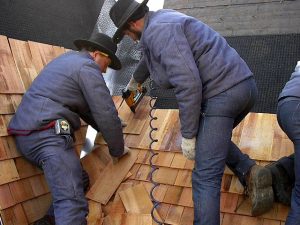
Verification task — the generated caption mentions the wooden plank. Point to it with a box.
[174,169,192,187]
[9,38,38,89]
[156,203,170,222]
[103,213,152,225]
[180,207,194,225]
[119,183,161,221]
[118,96,150,135]
[163,186,183,205]
[15,157,42,179]
[9,178,35,203]
[52,45,66,57]
[221,174,232,193]
[171,153,187,169]
[153,152,175,167]
[0,94,14,114]
[22,193,52,224]
[28,175,49,197]
[164,205,184,225]
[87,200,103,225]
[238,113,276,161]
[134,164,151,181]
[86,150,138,204]
[0,136,21,159]
[0,203,28,225]
[0,159,20,185]
[136,149,151,164]
[220,192,239,214]
[0,184,15,209]
[222,213,263,225]
[262,219,281,225]
[0,137,8,160]
[81,146,111,186]
[153,167,179,185]
[0,114,12,137]
[10,94,23,112]
[28,41,56,74]
[0,35,25,94]
[112,96,124,110]
[178,187,193,207]
[0,115,8,136]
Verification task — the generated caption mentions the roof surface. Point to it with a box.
[0,35,293,225]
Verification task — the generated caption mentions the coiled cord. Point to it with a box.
[148,79,164,224]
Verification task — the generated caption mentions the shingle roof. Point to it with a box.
[0,35,292,225]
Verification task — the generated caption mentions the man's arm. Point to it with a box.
[78,62,124,157]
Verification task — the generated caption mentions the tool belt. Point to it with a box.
[8,119,72,136]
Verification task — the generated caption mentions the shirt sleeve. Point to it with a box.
[148,22,202,138]
[133,57,150,84]
[78,62,124,157]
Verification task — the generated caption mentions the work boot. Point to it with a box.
[34,215,55,225]
[245,165,274,216]
[266,162,293,206]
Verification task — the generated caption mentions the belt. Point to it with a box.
[8,119,72,136]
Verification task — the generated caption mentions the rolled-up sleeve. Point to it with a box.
[148,23,202,138]
[78,62,124,157]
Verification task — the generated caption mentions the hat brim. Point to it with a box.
[112,0,149,44]
[73,39,121,70]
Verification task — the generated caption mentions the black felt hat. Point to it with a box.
[74,33,121,70]
[109,0,149,43]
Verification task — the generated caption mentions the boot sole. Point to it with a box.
[249,166,274,216]
[251,186,274,216]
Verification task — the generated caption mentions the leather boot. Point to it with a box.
[266,162,293,206]
[34,215,55,225]
[245,165,274,216]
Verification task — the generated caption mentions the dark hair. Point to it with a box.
[82,46,98,52]
[128,4,149,22]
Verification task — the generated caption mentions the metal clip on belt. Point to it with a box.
[54,119,71,135]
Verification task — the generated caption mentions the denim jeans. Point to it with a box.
[15,129,88,225]
[277,97,300,225]
[192,77,257,225]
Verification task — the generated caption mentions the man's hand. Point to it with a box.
[125,76,139,91]
[181,137,196,160]
[112,146,130,164]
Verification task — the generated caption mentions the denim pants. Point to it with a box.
[15,129,88,225]
[192,77,257,225]
[277,97,300,225]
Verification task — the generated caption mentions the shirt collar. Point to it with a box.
[138,11,154,50]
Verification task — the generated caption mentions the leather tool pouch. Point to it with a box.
[54,119,71,135]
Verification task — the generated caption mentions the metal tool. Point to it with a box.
[122,84,147,113]
[80,125,98,159]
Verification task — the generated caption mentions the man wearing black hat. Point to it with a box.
[8,33,128,225]
[110,1,274,224]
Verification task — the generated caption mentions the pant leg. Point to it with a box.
[226,142,256,186]
[192,77,257,225]
[277,99,300,225]
[15,129,88,225]
[278,154,295,183]
[193,115,234,225]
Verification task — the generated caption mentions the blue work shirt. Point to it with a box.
[136,10,253,139]
[8,51,124,157]
[279,64,300,100]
